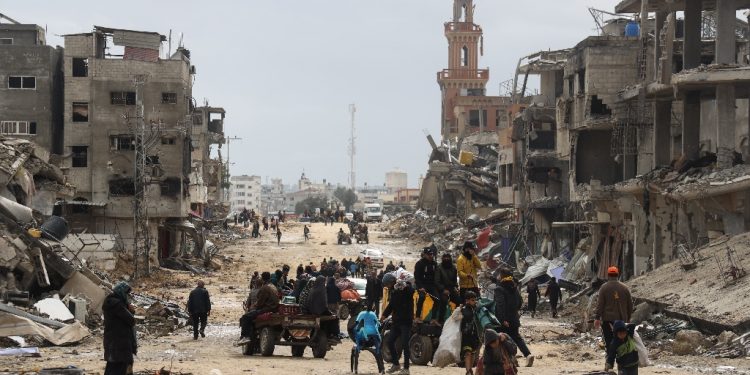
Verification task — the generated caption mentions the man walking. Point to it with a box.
[494,272,534,367]
[457,241,482,300]
[526,279,541,318]
[381,273,413,374]
[276,226,282,246]
[187,280,211,340]
[594,266,633,348]
[545,277,562,318]
[303,225,310,242]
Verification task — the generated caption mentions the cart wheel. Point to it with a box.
[312,333,328,359]
[259,327,276,357]
[291,345,305,357]
[409,334,433,366]
[338,303,350,320]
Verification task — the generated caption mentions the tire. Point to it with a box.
[259,327,276,357]
[409,334,434,366]
[381,330,402,363]
[311,333,328,359]
[291,345,305,357]
[338,303,350,320]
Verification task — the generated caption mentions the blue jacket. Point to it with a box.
[606,320,639,369]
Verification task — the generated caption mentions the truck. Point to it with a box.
[364,203,383,223]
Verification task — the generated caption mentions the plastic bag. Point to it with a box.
[432,306,463,368]
[633,330,651,367]
[390,268,415,286]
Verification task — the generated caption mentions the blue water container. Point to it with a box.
[625,21,640,37]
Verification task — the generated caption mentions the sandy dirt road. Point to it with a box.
[4,222,749,375]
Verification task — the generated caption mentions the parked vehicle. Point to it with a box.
[359,248,384,269]
[364,203,383,223]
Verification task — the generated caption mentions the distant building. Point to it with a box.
[385,170,408,193]
[0,22,63,153]
[261,178,286,215]
[230,175,261,213]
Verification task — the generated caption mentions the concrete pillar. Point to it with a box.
[683,0,702,70]
[716,84,736,168]
[682,92,701,159]
[653,100,672,166]
[654,11,667,81]
[715,0,736,65]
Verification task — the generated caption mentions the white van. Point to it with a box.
[364,203,383,223]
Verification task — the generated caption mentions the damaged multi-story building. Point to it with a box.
[189,105,225,218]
[0,17,63,154]
[57,26,222,267]
[505,1,750,282]
[419,0,511,217]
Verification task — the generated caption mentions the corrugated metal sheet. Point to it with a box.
[112,30,160,49]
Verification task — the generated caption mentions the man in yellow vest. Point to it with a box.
[457,241,482,301]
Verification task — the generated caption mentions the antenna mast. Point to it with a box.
[348,104,356,191]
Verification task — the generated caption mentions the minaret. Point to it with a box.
[437,0,489,139]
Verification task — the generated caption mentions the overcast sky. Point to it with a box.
[3,0,622,188]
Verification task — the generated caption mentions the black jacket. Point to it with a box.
[382,284,414,324]
[326,277,341,304]
[435,263,458,292]
[414,258,437,290]
[545,281,561,303]
[305,277,329,315]
[365,276,382,302]
[102,294,136,363]
[494,282,522,326]
[187,286,211,314]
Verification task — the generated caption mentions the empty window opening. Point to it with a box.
[8,76,35,89]
[146,155,160,165]
[109,178,135,196]
[192,114,203,126]
[577,70,585,93]
[0,38,12,45]
[1,121,36,135]
[110,135,135,151]
[590,95,612,116]
[160,177,181,198]
[467,88,484,96]
[71,146,88,167]
[161,137,176,145]
[110,91,136,105]
[528,122,556,150]
[72,102,89,122]
[461,46,469,67]
[71,197,90,214]
[72,58,88,77]
[468,109,487,127]
[460,4,467,22]
[161,92,177,104]
[575,130,621,185]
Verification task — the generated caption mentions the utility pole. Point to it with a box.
[223,136,242,202]
[348,104,356,191]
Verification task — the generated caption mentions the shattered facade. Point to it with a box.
[508,0,750,283]
[0,23,63,154]
[189,105,225,218]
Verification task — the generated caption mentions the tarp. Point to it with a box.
[0,313,89,346]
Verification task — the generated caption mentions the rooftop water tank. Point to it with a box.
[625,21,640,37]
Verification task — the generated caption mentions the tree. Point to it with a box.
[334,187,358,211]
[295,196,329,215]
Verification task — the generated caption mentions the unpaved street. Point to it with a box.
[7,223,749,375]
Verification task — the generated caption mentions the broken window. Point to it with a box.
[461,46,469,67]
[110,91,136,105]
[0,38,12,45]
[161,92,177,104]
[161,137,176,145]
[8,76,35,89]
[577,69,585,93]
[109,178,135,196]
[160,177,181,197]
[72,102,89,122]
[72,58,88,77]
[0,121,36,135]
[71,146,88,167]
[110,135,135,151]
[529,122,556,150]
[192,114,203,126]
[146,155,160,165]
[468,109,487,127]
[590,96,612,116]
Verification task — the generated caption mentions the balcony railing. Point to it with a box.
[445,22,482,32]
[437,69,489,80]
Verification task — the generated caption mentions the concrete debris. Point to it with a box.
[0,312,89,346]
[673,330,710,355]
[33,297,74,322]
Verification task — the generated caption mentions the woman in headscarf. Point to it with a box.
[103,282,137,375]
[305,276,340,339]
[326,276,341,314]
